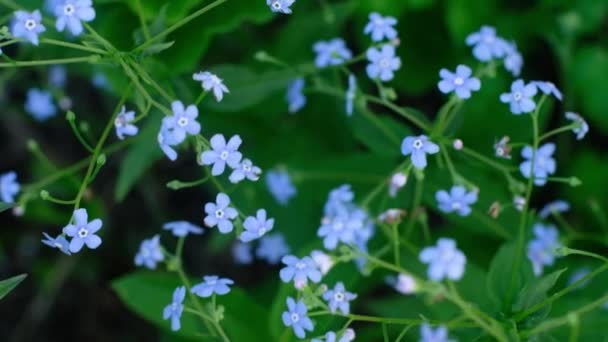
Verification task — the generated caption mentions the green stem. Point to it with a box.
[538,124,577,142]
[404,174,423,239]
[391,223,400,267]
[364,95,431,132]
[134,0,151,41]
[0,56,99,68]
[40,38,107,55]
[67,117,95,153]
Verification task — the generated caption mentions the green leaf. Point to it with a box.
[0,202,14,213]
[0,274,27,301]
[486,243,534,312]
[512,268,566,313]
[351,109,410,157]
[570,46,608,134]
[143,41,176,56]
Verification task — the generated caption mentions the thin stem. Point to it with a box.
[382,323,389,342]
[135,0,151,41]
[364,95,431,132]
[67,118,95,153]
[538,124,577,142]
[404,174,423,239]
[0,56,99,68]
[40,38,107,55]
[391,223,400,267]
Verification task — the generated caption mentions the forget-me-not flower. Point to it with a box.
[313,38,352,68]
[532,81,562,101]
[419,238,466,281]
[229,159,261,184]
[311,250,334,275]
[266,169,296,205]
[193,71,229,102]
[158,123,181,161]
[437,65,481,99]
[134,235,164,269]
[54,0,96,36]
[322,282,357,315]
[164,101,201,142]
[41,232,71,255]
[282,297,314,339]
[318,209,357,250]
[204,193,238,233]
[391,273,417,295]
[435,185,478,216]
[286,78,306,113]
[232,241,253,264]
[191,276,234,297]
[163,221,204,237]
[539,200,570,219]
[201,134,243,176]
[11,10,45,45]
[323,184,354,216]
[62,208,102,253]
[500,80,538,115]
[465,26,508,62]
[267,0,295,14]
[0,171,20,203]
[504,41,523,76]
[519,143,556,186]
[256,233,290,264]
[527,223,561,276]
[25,88,57,121]
[345,74,356,116]
[366,45,401,82]
[114,106,138,140]
[364,12,398,42]
[280,255,322,288]
[565,112,589,140]
[240,209,274,242]
[401,135,440,170]
[163,286,185,331]
[312,329,356,342]
[420,324,454,342]
[388,172,407,198]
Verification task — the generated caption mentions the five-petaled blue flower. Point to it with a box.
[25,88,57,121]
[420,324,454,342]
[527,223,561,276]
[267,0,295,14]
[532,81,562,101]
[323,184,354,217]
[345,74,356,116]
[165,101,201,143]
[11,10,45,45]
[401,135,440,170]
[313,38,352,68]
[0,171,20,203]
[62,208,102,253]
[435,186,478,216]
[191,275,234,297]
[158,123,181,161]
[519,143,556,186]
[204,193,238,233]
[565,112,588,140]
[229,159,261,184]
[503,41,523,76]
[193,71,229,102]
[114,106,138,140]
[438,65,481,99]
[256,233,290,264]
[500,80,538,115]
[318,209,358,250]
[134,235,164,269]
[280,255,322,288]
[163,286,185,331]
[163,221,204,237]
[240,209,274,243]
[282,297,314,339]
[266,169,297,205]
[312,329,356,342]
[41,232,71,255]
[201,134,243,176]
[322,282,357,315]
[366,45,401,82]
[364,12,398,42]
[465,26,508,62]
[539,200,570,219]
[286,78,306,114]
[232,241,253,264]
[54,0,96,36]
[419,238,466,281]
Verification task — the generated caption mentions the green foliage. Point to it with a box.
[0,274,27,301]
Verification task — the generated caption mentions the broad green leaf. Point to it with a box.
[0,202,14,213]
[513,268,566,312]
[570,46,608,134]
[0,274,27,301]
[351,108,410,157]
[486,243,534,312]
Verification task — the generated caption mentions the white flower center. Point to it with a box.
[334,291,345,302]
[171,303,179,311]
[141,248,150,257]
[115,116,126,127]
[243,164,251,172]
[413,139,423,149]
[25,19,36,30]
[215,209,224,218]
[77,227,88,238]
[64,4,75,16]
[220,150,229,160]
[483,35,495,44]
[451,202,461,210]
[295,261,306,270]
[258,227,266,236]
[513,92,522,101]
[272,1,281,10]
[453,77,464,86]
[380,58,390,68]
[177,117,189,127]
[332,221,343,231]
[207,279,217,285]
[290,313,300,323]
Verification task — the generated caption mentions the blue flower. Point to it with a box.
[163,221,204,237]
[322,282,357,314]
[366,45,401,82]
[239,209,274,243]
[318,209,357,250]
[11,10,45,45]
[280,255,322,288]
[519,143,556,186]
[232,241,253,264]
[49,66,67,88]
[286,78,306,113]
[193,71,229,102]
[191,275,234,297]
[282,297,314,339]
[539,200,570,219]
[134,235,164,269]
[201,134,243,176]
[266,169,297,205]
[267,0,295,14]
[163,286,185,331]
[62,208,102,253]
[419,238,466,281]
[164,101,201,142]
[437,65,481,99]
[45,0,62,14]
[465,26,508,62]
[527,223,561,276]
[158,123,181,161]
[504,42,523,76]
[114,106,138,140]
[229,159,261,184]
[54,0,96,36]
[345,74,356,116]
[312,329,356,342]
[25,88,57,121]
[0,171,20,203]
[313,38,352,68]
[364,12,398,42]
[311,250,334,275]
[500,80,538,115]
[256,233,290,264]
[532,81,562,101]
[435,186,478,216]
[401,135,440,170]
[565,112,589,140]
[420,324,454,342]
[41,232,71,255]
[204,193,238,233]
[92,72,108,89]
[323,184,354,217]
[389,273,417,295]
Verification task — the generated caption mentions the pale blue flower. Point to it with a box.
[419,238,466,281]
[114,106,138,140]
[322,282,357,314]
[158,123,181,161]
[266,169,296,205]
[229,159,261,184]
[201,134,243,176]
[504,41,523,76]
[62,208,102,253]
[240,209,274,243]
[54,0,96,36]
[313,38,352,68]
[527,223,561,276]
[232,241,253,264]
[435,186,478,216]
[193,71,229,102]
[0,171,20,203]
[11,10,45,45]
[500,80,538,115]
[134,235,164,269]
[280,255,322,288]
[312,330,355,342]
[45,0,63,14]
[286,78,306,113]
[164,101,201,142]
[519,143,556,186]
[465,26,508,62]
[366,45,401,82]
[191,275,234,297]
[438,65,481,99]
[282,297,314,339]
[420,324,454,342]
[256,233,290,264]
[532,81,562,101]
[41,232,71,255]
[345,74,356,116]
[163,221,204,237]
[364,12,397,42]
[49,66,67,88]
[539,200,570,219]
[318,209,357,250]
[565,112,589,140]
[323,184,354,217]
[267,0,295,14]
[25,88,57,121]
[401,135,440,169]
[163,286,185,331]
[204,193,238,233]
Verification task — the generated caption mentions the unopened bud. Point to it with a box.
[453,139,463,150]
[59,97,72,111]
[488,201,502,218]
[388,172,407,198]
[513,196,526,211]
[378,208,406,224]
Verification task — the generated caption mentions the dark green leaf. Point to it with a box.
[0,274,27,301]
[0,202,14,213]
[513,268,566,312]
[486,243,534,312]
